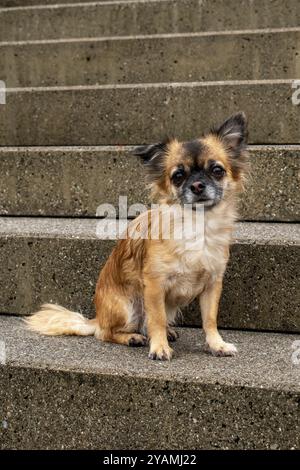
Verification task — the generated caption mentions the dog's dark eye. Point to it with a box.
[211,165,225,179]
[171,169,186,186]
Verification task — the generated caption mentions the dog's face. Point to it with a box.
[134,112,249,207]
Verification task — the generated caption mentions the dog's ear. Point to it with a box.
[133,141,168,163]
[212,112,249,180]
[213,112,247,157]
[133,140,169,182]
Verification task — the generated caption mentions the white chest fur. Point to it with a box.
[164,201,236,306]
[200,202,235,275]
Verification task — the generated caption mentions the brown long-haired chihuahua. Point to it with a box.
[26,112,248,361]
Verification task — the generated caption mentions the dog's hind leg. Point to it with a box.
[106,331,147,347]
[95,290,147,347]
[97,320,148,347]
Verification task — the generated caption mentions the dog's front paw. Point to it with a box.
[149,343,173,361]
[205,341,237,357]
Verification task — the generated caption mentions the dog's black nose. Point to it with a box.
[190,181,205,194]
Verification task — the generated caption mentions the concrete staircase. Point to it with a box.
[0,0,299,449]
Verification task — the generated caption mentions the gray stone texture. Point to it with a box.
[1,30,300,87]
[0,145,299,221]
[1,0,299,41]
[1,82,299,146]
[0,316,299,449]
[0,218,299,332]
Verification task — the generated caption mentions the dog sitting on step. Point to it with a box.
[26,112,249,361]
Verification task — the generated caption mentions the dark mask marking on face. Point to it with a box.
[182,140,203,165]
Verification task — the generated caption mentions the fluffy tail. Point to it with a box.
[25,304,97,336]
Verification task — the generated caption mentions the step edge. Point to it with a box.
[1,144,300,152]
[1,27,300,47]
[0,217,299,245]
[4,78,296,93]
[1,317,300,393]
[0,0,170,13]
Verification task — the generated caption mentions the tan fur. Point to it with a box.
[26,113,249,360]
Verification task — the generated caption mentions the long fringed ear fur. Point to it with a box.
[213,111,247,155]
[132,139,170,183]
[212,111,249,180]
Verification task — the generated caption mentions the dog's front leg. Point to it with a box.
[144,278,173,361]
[199,278,237,356]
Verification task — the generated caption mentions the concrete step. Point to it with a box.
[1,80,299,146]
[2,29,300,87]
[0,145,299,222]
[1,0,117,4]
[1,0,299,41]
[0,217,299,332]
[0,316,299,449]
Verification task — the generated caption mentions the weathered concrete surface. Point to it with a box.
[0,0,109,5]
[0,145,299,221]
[0,316,299,449]
[0,217,299,332]
[240,145,300,221]
[0,146,149,217]
[1,81,299,146]
[2,29,300,87]
[1,0,121,4]
[1,0,300,41]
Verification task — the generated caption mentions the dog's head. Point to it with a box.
[134,112,249,208]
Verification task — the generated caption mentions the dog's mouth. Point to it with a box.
[189,188,224,209]
[191,200,215,210]
[194,197,211,202]
[193,197,215,204]
[179,188,222,208]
